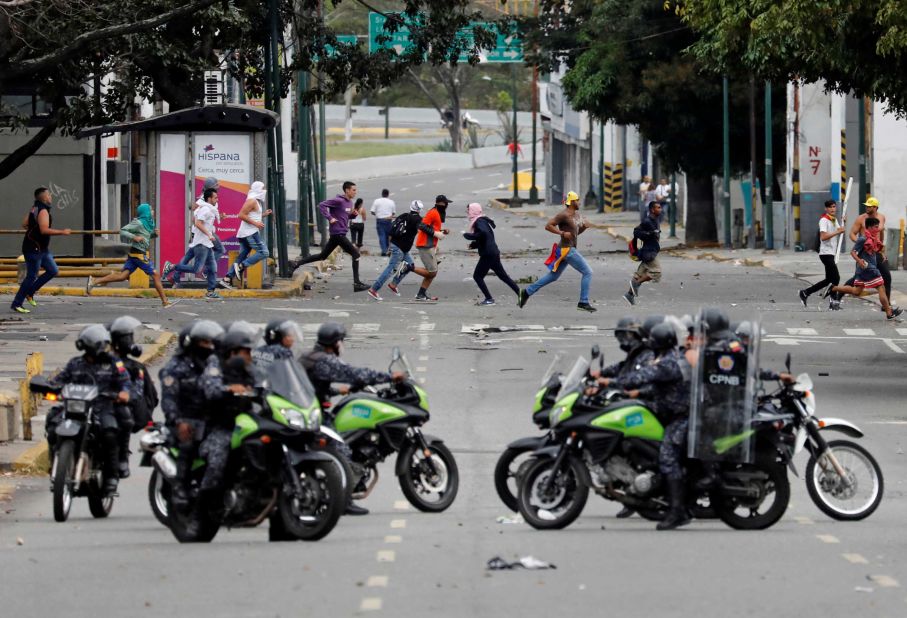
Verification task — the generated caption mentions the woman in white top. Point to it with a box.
[223,181,272,285]
[348,197,366,248]
[799,199,846,310]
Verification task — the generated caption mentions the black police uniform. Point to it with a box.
[159,351,210,488]
[251,343,294,372]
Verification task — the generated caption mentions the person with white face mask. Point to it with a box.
[222,181,272,287]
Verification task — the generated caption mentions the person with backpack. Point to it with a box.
[623,201,662,306]
[367,200,431,301]
[463,202,519,306]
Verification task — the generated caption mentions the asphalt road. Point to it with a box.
[1,165,906,617]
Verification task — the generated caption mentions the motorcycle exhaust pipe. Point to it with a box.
[152,450,178,480]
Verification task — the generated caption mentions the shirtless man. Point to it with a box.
[849,197,892,301]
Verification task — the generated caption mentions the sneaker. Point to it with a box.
[235,263,245,284]
[162,300,179,309]
[85,275,94,294]
[518,289,529,308]
[887,307,903,321]
[577,302,598,313]
[477,298,495,306]
[798,290,808,308]
[392,261,409,278]
[821,284,834,299]
[367,288,382,301]
[25,297,37,308]
[217,277,234,290]
[11,305,29,314]
[162,261,174,279]
[353,282,370,293]
[828,300,841,311]
[205,291,222,300]
[414,294,438,302]
[387,283,401,296]
[622,290,636,306]
[629,278,640,297]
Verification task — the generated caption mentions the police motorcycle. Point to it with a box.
[759,354,883,521]
[162,358,345,543]
[30,374,120,522]
[329,347,459,512]
[493,354,564,512]
[516,322,792,531]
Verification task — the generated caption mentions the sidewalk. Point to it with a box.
[0,331,175,475]
[488,201,907,309]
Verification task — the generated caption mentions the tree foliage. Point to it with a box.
[679,0,907,114]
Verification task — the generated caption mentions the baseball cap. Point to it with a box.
[435,194,452,204]
[410,200,424,213]
[565,191,580,203]
[864,197,879,208]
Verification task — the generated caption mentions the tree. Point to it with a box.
[679,0,907,114]
[523,0,784,244]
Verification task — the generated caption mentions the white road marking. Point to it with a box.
[377,550,396,562]
[794,516,814,525]
[816,534,840,544]
[399,187,409,191]
[432,180,443,184]
[414,183,425,187]
[394,500,410,510]
[868,420,907,425]
[843,553,869,564]
[461,176,474,181]
[367,576,389,588]
[354,323,381,332]
[883,339,906,354]
[487,172,504,177]
[390,519,407,529]
[869,575,900,588]
[416,366,427,373]
[418,322,436,331]
[844,328,876,336]
[385,535,403,544]
[897,328,907,336]
[360,597,383,611]
[418,377,426,384]
[461,323,490,333]
[418,355,429,361]
[787,327,818,335]
[262,307,350,317]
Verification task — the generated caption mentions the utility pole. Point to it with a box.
[585,115,596,208]
[315,0,328,244]
[722,76,731,248]
[597,120,604,213]
[528,65,540,204]
[668,171,677,238]
[748,76,756,249]
[510,63,522,207]
[858,95,867,214]
[764,81,774,250]
[296,71,311,257]
[268,0,289,276]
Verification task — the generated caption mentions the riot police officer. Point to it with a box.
[159,320,224,501]
[599,322,692,530]
[599,316,656,380]
[108,316,159,478]
[252,319,301,371]
[53,325,132,494]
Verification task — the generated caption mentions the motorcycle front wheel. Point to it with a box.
[493,446,533,513]
[52,440,76,522]
[806,439,883,521]
[517,456,589,530]
[169,499,219,543]
[279,461,344,541]
[398,441,459,513]
[87,469,114,519]
[714,462,790,530]
[148,468,171,527]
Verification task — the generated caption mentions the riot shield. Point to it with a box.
[687,315,759,463]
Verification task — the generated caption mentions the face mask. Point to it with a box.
[336,341,344,356]
[436,205,447,223]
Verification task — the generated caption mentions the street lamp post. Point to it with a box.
[510,63,522,207]
[528,65,540,204]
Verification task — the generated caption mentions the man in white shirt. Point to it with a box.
[370,189,396,256]
[654,177,676,203]
[165,188,221,299]
[799,199,846,310]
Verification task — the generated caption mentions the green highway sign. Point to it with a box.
[368,12,522,63]
[325,34,359,58]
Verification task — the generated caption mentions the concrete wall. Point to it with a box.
[871,103,907,227]
[326,152,472,182]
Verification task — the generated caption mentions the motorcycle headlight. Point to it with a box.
[549,406,566,428]
[65,400,86,414]
[282,408,321,432]
[139,430,165,451]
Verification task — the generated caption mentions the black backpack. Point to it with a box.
[128,361,159,432]
[389,213,413,240]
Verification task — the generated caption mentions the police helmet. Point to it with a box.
[177,323,195,351]
[75,324,111,356]
[221,328,257,353]
[109,316,142,354]
[316,322,346,347]
[701,307,730,336]
[188,320,224,347]
[640,314,665,338]
[615,316,643,351]
[264,319,301,346]
[649,322,678,351]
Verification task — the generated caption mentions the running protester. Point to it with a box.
[11,187,70,314]
[845,197,895,309]
[623,201,662,306]
[518,190,596,312]
[367,200,428,301]
[290,181,370,292]
[86,204,174,308]
[799,200,846,310]
[164,188,221,299]
[463,202,519,306]
[830,217,902,320]
[222,181,271,287]
[349,198,366,249]
[412,195,451,302]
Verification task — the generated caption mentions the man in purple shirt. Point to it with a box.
[290,181,369,292]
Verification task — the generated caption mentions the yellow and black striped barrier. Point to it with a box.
[840,129,847,194]
[604,163,624,212]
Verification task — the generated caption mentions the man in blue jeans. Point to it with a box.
[518,190,596,312]
[222,181,271,286]
[367,200,425,301]
[12,187,71,313]
[163,188,221,299]
[370,188,396,256]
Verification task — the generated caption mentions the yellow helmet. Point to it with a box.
[565,191,580,204]
[864,197,879,208]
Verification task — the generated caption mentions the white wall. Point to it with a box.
[871,102,907,227]
[798,82,832,193]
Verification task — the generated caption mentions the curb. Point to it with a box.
[8,330,176,476]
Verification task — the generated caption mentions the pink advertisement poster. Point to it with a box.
[157,133,252,278]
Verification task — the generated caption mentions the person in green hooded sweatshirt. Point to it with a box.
[87,203,174,308]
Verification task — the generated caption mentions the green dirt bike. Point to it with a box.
[165,359,345,543]
[517,357,792,531]
[330,347,459,512]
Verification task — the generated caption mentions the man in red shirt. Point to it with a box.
[411,195,450,301]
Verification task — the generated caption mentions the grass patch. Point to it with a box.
[326,141,435,161]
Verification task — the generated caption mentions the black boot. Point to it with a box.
[656,479,691,531]
[117,429,131,478]
[345,500,369,516]
[615,505,636,519]
[102,429,120,494]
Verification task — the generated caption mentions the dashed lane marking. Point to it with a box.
[385,535,403,544]
[787,327,818,335]
[898,328,907,336]
[367,576,389,588]
[354,323,382,333]
[418,323,436,331]
[869,575,900,588]
[883,339,906,354]
[794,516,814,525]
[377,550,396,563]
[843,553,869,564]
[360,597,383,611]
[418,355,429,361]
[415,366,427,373]
[390,519,407,529]
[844,328,876,336]
[418,377,426,385]
[394,500,411,510]
[816,534,840,544]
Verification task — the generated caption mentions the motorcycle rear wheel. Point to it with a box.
[715,462,790,530]
[148,468,171,527]
[517,457,589,530]
[494,446,532,513]
[398,442,459,512]
[806,439,883,521]
[279,461,344,541]
[52,440,76,523]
